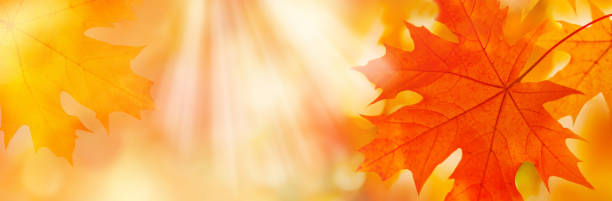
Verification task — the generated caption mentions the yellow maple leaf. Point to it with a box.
[0,0,154,161]
[539,3,612,120]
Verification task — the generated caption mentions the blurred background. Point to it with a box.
[0,0,611,200]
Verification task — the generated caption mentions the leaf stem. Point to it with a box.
[511,13,612,86]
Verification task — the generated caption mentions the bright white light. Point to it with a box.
[158,0,205,155]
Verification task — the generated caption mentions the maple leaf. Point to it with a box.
[538,3,612,120]
[0,0,154,161]
[355,0,595,201]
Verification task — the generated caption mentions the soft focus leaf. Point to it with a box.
[539,3,612,120]
[0,0,153,160]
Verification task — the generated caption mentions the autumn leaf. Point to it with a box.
[0,0,154,161]
[355,0,594,201]
[539,3,612,120]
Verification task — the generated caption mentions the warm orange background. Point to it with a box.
[0,0,611,200]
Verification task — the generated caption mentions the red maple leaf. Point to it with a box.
[356,1,597,201]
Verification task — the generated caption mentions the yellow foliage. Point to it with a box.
[0,0,153,161]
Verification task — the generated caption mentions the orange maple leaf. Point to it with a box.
[0,0,153,161]
[356,0,596,201]
[539,3,612,120]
